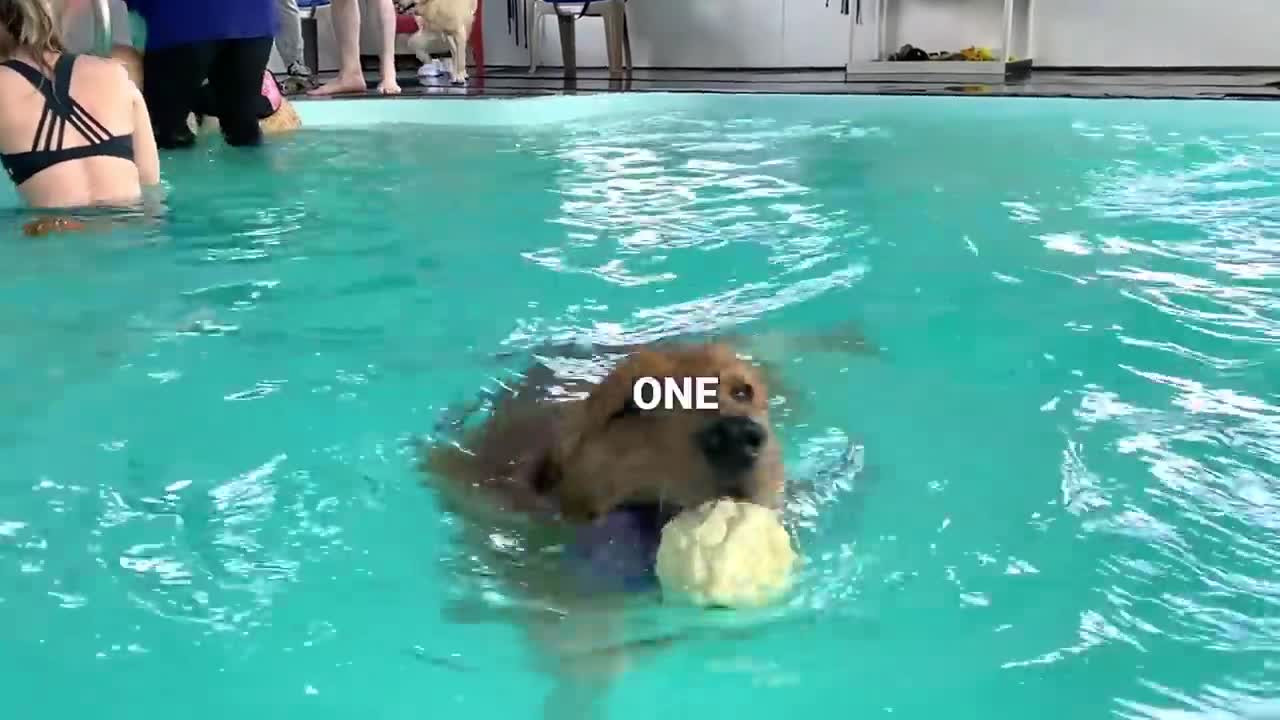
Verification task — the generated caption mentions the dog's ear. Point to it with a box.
[545,410,618,523]
[555,489,599,523]
[552,400,586,464]
[552,471,606,520]
[542,402,594,521]
[530,452,560,495]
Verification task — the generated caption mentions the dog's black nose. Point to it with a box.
[697,415,767,472]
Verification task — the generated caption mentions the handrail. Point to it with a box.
[88,0,112,56]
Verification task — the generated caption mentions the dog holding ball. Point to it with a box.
[419,330,870,720]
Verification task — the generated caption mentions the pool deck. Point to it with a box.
[294,66,1280,102]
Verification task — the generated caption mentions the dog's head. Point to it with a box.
[536,343,784,524]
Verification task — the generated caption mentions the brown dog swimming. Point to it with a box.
[430,342,782,519]
[419,330,870,719]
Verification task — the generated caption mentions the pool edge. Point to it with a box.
[292,90,1280,128]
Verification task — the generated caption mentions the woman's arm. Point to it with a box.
[125,67,160,187]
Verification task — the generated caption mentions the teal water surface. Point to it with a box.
[1,95,1278,719]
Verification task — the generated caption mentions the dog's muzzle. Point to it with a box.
[696,415,767,490]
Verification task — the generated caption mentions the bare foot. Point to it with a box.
[308,73,368,96]
[378,75,402,95]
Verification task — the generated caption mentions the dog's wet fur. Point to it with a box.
[427,343,788,503]
[419,332,866,719]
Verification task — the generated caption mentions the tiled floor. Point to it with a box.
[290,66,1280,103]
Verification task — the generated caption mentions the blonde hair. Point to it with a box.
[0,0,66,69]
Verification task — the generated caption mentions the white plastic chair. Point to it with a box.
[528,0,631,75]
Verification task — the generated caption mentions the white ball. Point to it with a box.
[655,498,798,608]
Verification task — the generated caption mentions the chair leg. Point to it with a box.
[529,5,540,72]
[524,5,535,72]
[556,13,577,79]
[621,4,632,69]
[602,2,623,75]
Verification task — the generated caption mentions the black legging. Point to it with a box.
[141,36,274,150]
[192,78,275,124]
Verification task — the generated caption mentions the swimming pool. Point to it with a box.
[2,92,1279,719]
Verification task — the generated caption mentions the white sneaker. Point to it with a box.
[417,59,444,78]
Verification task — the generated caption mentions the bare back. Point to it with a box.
[0,51,159,209]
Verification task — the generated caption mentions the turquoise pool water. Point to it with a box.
[2,94,1279,719]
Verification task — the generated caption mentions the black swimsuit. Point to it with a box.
[0,54,135,187]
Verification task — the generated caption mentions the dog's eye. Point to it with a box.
[730,383,754,402]
[608,399,641,422]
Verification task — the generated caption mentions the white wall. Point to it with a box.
[854,0,1278,68]
[1031,0,1277,67]
[322,0,1279,71]
[405,0,851,69]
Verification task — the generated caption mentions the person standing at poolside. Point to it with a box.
[0,0,160,209]
[274,0,312,79]
[123,0,279,149]
[309,0,400,96]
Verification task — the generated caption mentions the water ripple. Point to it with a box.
[3,98,1280,718]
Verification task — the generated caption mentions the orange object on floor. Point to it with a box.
[23,217,87,237]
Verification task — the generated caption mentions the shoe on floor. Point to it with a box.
[286,62,312,77]
[418,59,445,77]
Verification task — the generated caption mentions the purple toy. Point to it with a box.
[565,505,675,594]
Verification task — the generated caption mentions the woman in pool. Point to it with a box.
[0,0,160,209]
